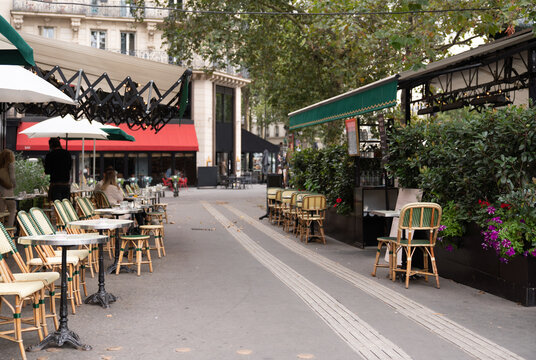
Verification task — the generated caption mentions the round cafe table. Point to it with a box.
[18,233,108,352]
[68,219,133,307]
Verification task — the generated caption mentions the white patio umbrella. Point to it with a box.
[19,114,108,186]
[0,65,75,104]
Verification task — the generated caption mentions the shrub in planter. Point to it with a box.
[14,154,50,211]
[387,105,536,261]
[289,145,355,215]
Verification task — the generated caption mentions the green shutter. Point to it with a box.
[289,78,397,130]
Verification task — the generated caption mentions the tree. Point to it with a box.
[132,0,535,143]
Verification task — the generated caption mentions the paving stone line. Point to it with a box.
[225,205,525,360]
[203,202,412,360]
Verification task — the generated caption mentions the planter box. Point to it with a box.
[324,208,358,247]
[324,208,389,248]
[436,223,536,306]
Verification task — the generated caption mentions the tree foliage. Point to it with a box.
[132,0,535,142]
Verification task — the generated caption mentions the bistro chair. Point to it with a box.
[294,192,310,238]
[280,190,297,231]
[266,187,281,223]
[124,184,134,196]
[94,190,111,209]
[297,195,327,244]
[139,224,166,258]
[372,188,423,278]
[16,211,83,313]
[0,243,46,360]
[116,234,153,276]
[391,202,442,289]
[272,189,284,225]
[0,224,59,333]
[283,192,300,233]
[30,206,95,279]
[153,203,169,223]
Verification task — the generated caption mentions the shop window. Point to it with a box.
[215,85,234,123]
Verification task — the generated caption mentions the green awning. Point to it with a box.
[289,76,398,130]
[0,15,35,66]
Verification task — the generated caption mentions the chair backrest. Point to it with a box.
[94,190,111,208]
[281,190,296,204]
[267,187,281,199]
[0,223,17,255]
[302,195,327,211]
[125,184,134,196]
[84,197,96,214]
[0,223,29,273]
[296,192,310,207]
[275,189,284,202]
[62,199,80,221]
[389,188,423,237]
[29,207,56,235]
[76,197,92,219]
[17,210,43,237]
[53,199,71,228]
[397,202,442,244]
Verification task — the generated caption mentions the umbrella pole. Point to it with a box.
[81,137,85,187]
[93,139,96,186]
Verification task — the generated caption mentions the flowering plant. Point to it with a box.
[477,185,536,263]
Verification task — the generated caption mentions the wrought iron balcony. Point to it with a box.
[12,0,170,20]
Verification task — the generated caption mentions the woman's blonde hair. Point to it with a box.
[0,149,15,169]
[101,168,117,190]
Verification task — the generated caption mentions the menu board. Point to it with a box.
[345,118,359,156]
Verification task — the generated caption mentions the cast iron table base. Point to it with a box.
[27,247,91,351]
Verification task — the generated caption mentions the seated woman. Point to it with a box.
[95,168,124,205]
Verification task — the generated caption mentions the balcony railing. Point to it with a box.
[108,48,175,64]
[13,0,170,19]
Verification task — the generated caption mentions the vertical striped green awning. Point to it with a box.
[288,76,398,130]
[0,15,35,66]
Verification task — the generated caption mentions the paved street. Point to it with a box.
[3,185,535,359]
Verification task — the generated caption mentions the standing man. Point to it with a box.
[45,137,72,201]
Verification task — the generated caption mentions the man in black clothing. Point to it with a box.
[45,137,72,201]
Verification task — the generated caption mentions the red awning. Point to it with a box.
[16,122,198,152]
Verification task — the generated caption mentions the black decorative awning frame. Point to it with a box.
[10,66,192,133]
[399,38,536,117]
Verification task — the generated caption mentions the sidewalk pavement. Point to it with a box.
[3,185,535,359]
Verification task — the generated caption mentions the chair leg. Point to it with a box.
[423,248,429,282]
[430,247,440,288]
[405,247,412,289]
[371,240,384,277]
[318,220,326,244]
[48,286,59,330]
[158,231,166,257]
[136,241,142,276]
[391,244,398,282]
[39,288,48,337]
[15,297,27,360]
[145,240,153,273]
[116,240,126,275]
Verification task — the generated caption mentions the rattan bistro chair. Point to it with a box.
[94,190,111,209]
[280,190,298,232]
[267,187,282,223]
[0,246,45,360]
[297,195,327,244]
[391,202,442,289]
[0,224,59,334]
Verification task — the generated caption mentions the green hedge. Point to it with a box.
[289,145,356,215]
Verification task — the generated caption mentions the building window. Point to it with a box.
[91,30,106,50]
[40,26,54,39]
[215,86,234,124]
[275,125,279,137]
[169,0,183,8]
[121,32,136,56]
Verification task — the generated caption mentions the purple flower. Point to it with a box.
[487,206,496,215]
[531,249,536,257]
[490,217,502,224]
[489,230,499,241]
[520,219,526,224]
[488,225,496,231]
[438,225,447,231]
[523,251,529,257]
[499,257,509,263]
[505,247,515,256]
[437,236,443,242]
[445,244,454,252]
[501,239,511,248]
